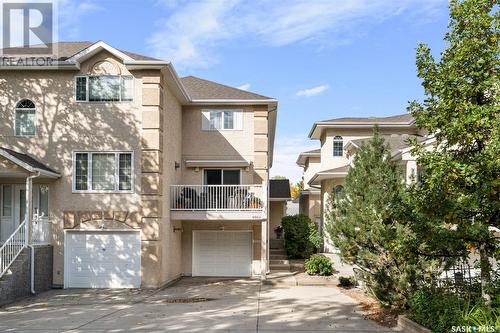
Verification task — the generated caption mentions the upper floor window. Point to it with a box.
[73,151,133,192]
[75,75,134,102]
[333,136,343,157]
[202,110,243,130]
[204,169,241,185]
[15,99,36,136]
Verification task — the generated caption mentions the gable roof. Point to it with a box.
[269,179,292,200]
[181,76,274,101]
[0,147,60,177]
[0,41,161,61]
[296,148,321,166]
[319,114,414,124]
[309,113,416,139]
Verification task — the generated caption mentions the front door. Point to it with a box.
[0,184,48,242]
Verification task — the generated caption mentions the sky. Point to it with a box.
[55,0,451,183]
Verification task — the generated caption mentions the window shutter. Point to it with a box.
[235,111,243,130]
[201,111,211,130]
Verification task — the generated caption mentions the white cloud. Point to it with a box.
[296,84,329,97]
[56,0,102,40]
[148,0,445,70]
[237,83,251,91]
[271,135,317,183]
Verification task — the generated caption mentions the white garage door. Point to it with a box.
[65,231,141,288]
[193,231,252,277]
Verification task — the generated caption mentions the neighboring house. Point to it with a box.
[0,41,279,291]
[295,149,321,223]
[268,179,291,240]
[297,114,427,252]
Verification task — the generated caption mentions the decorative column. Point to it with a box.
[140,73,164,287]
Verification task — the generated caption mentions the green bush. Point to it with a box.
[338,276,357,288]
[281,214,319,259]
[408,288,465,333]
[305,254,333,276]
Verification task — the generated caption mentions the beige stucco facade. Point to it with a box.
[0,44,277,287]
[298,119,426,253]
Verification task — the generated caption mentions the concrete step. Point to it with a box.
[269,264,291,271]
[270,249,286,255]
[270,254,288,260]
[269,239,285,249]
[270,259,289,265]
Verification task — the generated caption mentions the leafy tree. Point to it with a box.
[282,214,320,259]
[408,0,499,303]
[290,179,304,199]
[325,129,429,307]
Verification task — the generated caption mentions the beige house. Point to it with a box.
[297,114,427,252]
[0,41,280,289]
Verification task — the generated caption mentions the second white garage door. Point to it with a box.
[192,231,252,277]
[65,230,141,288]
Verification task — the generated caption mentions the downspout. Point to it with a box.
[26,171,41,294]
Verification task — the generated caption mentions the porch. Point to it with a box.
[0,147,59,277]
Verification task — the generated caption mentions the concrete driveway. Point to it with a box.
[0,278,394,332]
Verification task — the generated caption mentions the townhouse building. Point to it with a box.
[0,41,285,293]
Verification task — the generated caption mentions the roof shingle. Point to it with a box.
[269,179,291,199]
[181,76,274,100]
[319,114,414,123]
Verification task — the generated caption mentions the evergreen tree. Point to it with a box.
[325,128,427,307]
[408,0,499,303]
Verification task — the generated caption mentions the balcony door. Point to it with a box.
[203,169,241,185]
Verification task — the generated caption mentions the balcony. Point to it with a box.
[170,185,265,221]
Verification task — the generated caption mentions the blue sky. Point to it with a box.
[57,0,450,182]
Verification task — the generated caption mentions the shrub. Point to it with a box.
[408,288,465,333]
[305,254,333,276]
[281,214,319,259]
[338,276,357,288]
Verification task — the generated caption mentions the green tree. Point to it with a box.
[325,129,428,307]
[408,0,499,303]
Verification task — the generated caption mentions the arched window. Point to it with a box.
[333,185,344,196]
[15,99,36,136]
[333,136,343,156]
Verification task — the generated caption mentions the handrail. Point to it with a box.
[170,184,264,211]
[0,219,27,278]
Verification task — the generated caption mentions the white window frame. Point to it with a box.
[333,136,344,157]
[14,99,37,137]
[201,109,243,131]
[72,151,134,193]
[202,169,242,185]
[74,75,134,103]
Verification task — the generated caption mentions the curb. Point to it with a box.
[397,315,431,333]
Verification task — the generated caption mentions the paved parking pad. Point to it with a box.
[0,278,394,332]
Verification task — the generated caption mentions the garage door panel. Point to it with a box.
[65,231,141,289]
[193,231,252,277]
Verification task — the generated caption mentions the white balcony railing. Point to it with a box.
[171,185,264,211]
[32,217,51,245]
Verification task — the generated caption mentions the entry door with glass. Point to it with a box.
[0,185,48,242]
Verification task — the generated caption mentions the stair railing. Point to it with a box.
[0,219,27,278]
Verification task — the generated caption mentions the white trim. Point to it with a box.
[201,109,243,131]
[74,75,134,103]
[14,99,37,137]
[185,160,250,168]
[63,229,141,289]
[72,151,134,194]
[66,41,134,63]
[192,230,253,277]
[308,121,416,139]
[0,149,60,178]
